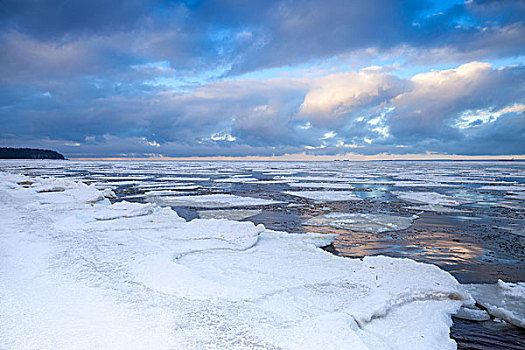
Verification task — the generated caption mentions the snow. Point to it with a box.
[506,191,525,200]
[215,177,259,183]
[89,201,155,221]
[277,176,355,182]
[479,185,525,191]
[284,190,362,201]
[306,212,415,233]
[148,193,282,208]
[95,180,143,187]
[144,187,199,196]
[92,175,151,181]
[453,306,491,321]
[464,280,525,328]
[0,173,475,349]
[392,191,468,207]
[390,181,460,188]
[406,205,468,213]
[133,182,192,188]
[250,180,292,184]
[288,182,354,189]
[155,176,210,181]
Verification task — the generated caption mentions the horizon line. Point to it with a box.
[67,153,525,162]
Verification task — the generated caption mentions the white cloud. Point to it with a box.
[298,68,403,124]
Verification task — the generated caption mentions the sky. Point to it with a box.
[1,0,524,159]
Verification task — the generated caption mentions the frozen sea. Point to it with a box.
[1,160,524,349]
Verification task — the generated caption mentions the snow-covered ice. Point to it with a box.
[144,187,199,196]
[306,212,415,233]
[479,185,525,192]
[284,190,362,202]
[506,191,525,200]
[155,176,210,181]
[464,280,525,328]
[148,193,282,208]
[198,209,262,220]
[406,205,468,213]
[453,306,491,321]
[392,191,469,207]
[390,181,460,188]
[277,176,356,182]
[215,176,259,183]
[288,182,355,189]
[0,173,476,349]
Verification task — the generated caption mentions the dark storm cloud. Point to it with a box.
[2,0,523,80]
[0,0,158,39]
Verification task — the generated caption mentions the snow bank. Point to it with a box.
[0,174,474,349]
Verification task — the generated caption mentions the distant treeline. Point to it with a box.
[0,147,65,159]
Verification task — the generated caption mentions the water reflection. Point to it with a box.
[307,213,523,283]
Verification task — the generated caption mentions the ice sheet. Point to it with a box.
[306,213,415,233]
[391,181,460,188]
[479,185,525,191]
[0,173,475,349]
[144,187,199,196]
[277,176,356,182]
[155,176,210,181]
[288,182,355,189]
[392,191,468,207]
[406,205,468,213]
[149,193,282,208]
[285,190,362,201]
[215,177,259,183]
[506,191,525,200]
[198,209,262,220]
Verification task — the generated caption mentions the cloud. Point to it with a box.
[2,60,523,157]
[388,62,525,143]
[1,1,524,157]
[298,67,406,127]
[2,0,523,80]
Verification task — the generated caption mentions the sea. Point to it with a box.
[2,159,524,349]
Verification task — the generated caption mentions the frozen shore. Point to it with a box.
[0,173,475,349]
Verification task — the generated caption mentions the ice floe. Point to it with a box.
[506,191,525,201]
[392,191,469,207]
[277,176,356,182]
[215,176,259,183]
[288,182,355,189]
[306,213,415,233]
[285,190,362,201]
[92,175,151,181]
[149,193,282,208]
[464,280,525,328]
[155,176,210,181]
[0,173,474,349]
[198,209,262,220]
[144,187,199,196]
[453,306,491,321]
[406,205,468,213]
[390,181,461,188]
[479,185,525,192]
